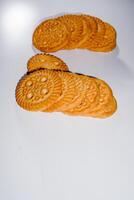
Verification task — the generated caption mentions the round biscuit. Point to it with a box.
[57,15,84,49]
[87,22,116,50]
[82,17,106,49]
[61,72,87,111]
[84,96,117,118]
[45,71,77,112]
[15,69,62,111]
[78,15,98,49]
[82,78,113,115]
[27,53,69,72]
[32,18,70,52]
[64,75,99,115]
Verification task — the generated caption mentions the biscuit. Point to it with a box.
[82,78,113,115]
[27,53,69,72]
[87,22,116,51]
[77,15,98,48]
[32,18,70,52]
[45,71,77,112]
[61,72,86,111]
[82,17,106,49]
[76,16,90,47]
[64,75,99,115]
[15,69,62,111]
[57,15,84,49]
[94,17,106,37]
[88,96,117,118]
[65,96,117,118]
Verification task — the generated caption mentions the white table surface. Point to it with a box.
[0,0,134,199]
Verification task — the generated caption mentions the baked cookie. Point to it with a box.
[82,17,106,49]
[87,22,116,51]
[77,15,98,48]
[88,96,117,118]
[15,69,62,111]
[27,53,68,72]
[64,74,99,115]
[57,15,84,49]
[32,18,70,52]
[61,72,86,111]
[82,78,113,115]
[45,71,76,112]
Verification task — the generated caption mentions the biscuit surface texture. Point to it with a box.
[15,69,62,111]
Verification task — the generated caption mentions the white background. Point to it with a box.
[0,0,134,199]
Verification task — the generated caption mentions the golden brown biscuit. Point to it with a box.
[74,15,93,47]
[76,16,89,47]
[61,72,86,111]
[88,96,117,118]
[64,75,99,115]
[32,18,70,52]
[87,22,116,51]
[94,17,106,36]
[65,96,117,118]
[82,17,106,49]
[27,53,69,72]
[45,71,77,112]
[57,15,84,49]
[82,78,113,115]
[77,15,98,48]
[15,69,62,111]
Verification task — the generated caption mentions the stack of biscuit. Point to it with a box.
[16,54,117,118]
[33,14,116,53]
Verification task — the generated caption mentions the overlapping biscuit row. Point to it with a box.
[15,54,117,118]
[33,14,116,53]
